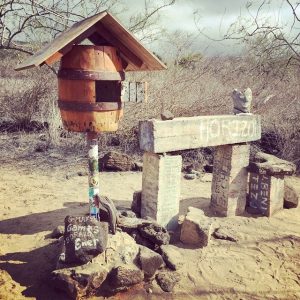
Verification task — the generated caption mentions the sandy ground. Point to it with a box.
[0,149,300,300]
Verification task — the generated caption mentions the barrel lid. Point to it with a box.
[15,11,166,72]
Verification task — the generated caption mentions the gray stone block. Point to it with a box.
[210,144,250,216]
[141,152,182,230]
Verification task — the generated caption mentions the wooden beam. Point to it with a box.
[95,23,143,68]
[44,25,97,67]
[139,115,261,153]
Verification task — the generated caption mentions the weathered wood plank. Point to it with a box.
[15,12,166,71]
[136,82,147,102]
[129,82,137,102]
[139,115,261,153]
[121,81,147,102]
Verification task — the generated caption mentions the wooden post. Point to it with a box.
[87,132,100,219]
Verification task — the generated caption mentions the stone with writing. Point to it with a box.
[64,216,108,264]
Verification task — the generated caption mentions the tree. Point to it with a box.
[195,0,300,74]
[0,0,175,55]
[226,0,300,72]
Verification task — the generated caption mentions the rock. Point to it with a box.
[138,223,170,246]
[52,263,109,299]
[160,245,183,270]
[110,136,120,146]
[117,216,151,233]
[50,225,64,239]
[184,173,197,180]
[204,164,213,173]
[109,265,144,291]
[93,231,140,266]
[64,216,108,264]
[35,143,48,152]
[99,151,135,171]
[213,227,238,242]
[119,210,136,218]
[161,110,174,121]
[138,246,164,278]
[232,87,252,114]
[248,152,296,176]
[180,207,214,247]
[130,230,156,250]
[284,179,299,209]
[133,161,143,171]
[77,171,88,176]
[155,271,180,292]
[131,190,142,217]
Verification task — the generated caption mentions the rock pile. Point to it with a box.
[51,206,181,299]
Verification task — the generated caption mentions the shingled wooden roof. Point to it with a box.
[15,11,166,71]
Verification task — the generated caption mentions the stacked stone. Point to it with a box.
[247,152,296,216]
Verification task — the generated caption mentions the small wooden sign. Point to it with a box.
[121,81,147,103]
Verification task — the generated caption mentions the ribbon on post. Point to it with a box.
[87,132,100,219]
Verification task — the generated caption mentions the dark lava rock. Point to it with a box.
[50,225,64,239]
[204,164,213,173]
[133,161,143,171]
[119,210,136,218]
[131,190,142,217]
[138,223,170,246]
[110,136,121,146]
[109,265,144,291]
[130,230,156,250]
[99,151,135,171]
[64,216,108,264]
[52,262,109,299]
[213,227,238,242]
[138,246,164,278]
[184,173,197,180]
[155,271,180,292]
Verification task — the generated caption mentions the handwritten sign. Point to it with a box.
[64,216,108,264]
[248,174,271,216]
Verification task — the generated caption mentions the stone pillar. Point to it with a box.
[87,132,100,219]
[210,143,250,216]
[141,152,182,230]
[248,173,284,216]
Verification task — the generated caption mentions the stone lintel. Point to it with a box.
[139,115,261,153]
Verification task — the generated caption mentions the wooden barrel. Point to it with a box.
[58,45,124,132]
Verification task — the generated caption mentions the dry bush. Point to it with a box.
[0,51,299,170]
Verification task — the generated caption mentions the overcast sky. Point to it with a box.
[121,0,296,56]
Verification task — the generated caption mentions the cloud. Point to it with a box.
[122,0,295,55]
